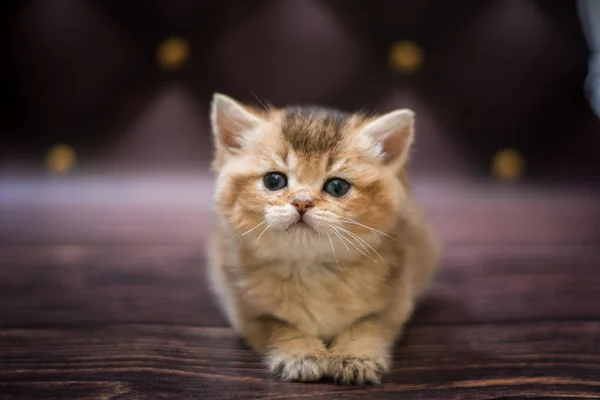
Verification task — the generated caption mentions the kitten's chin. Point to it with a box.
[286,220,316,233]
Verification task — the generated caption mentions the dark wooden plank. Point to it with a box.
[0,244,598,328]
[0,245,227,328]
[0,381,130,400]
[0,243,599,398]
[1,323,600,399]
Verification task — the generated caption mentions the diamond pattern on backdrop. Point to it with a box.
[0,0,596,178]
[215,0,365,105]
[10,0,142,132]
[110,84,212,170]
[379,89,472,177]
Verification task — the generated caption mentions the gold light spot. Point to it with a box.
[492,148,525,182]
[46,144,77,175]
[389,41,424,74]
[156,37,190,70]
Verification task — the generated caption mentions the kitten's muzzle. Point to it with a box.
[291,199,314,215]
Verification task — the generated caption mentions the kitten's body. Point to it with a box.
[207,95,440,385]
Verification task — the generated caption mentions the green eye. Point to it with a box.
[324,178,351,198]
[263,172,288,191]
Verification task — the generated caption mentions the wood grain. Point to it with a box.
[2,322,600,399]
[0,177,599,399]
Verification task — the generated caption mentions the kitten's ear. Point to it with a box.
[210,93,263,154]
[358,109,415,168]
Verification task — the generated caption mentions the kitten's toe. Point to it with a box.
[328,355,387,385]
[266,352,328,382]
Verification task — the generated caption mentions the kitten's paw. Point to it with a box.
[266,352,328,382]
[328,355,387,385]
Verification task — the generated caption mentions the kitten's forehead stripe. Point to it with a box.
[281,107,350,154]
[278,147,289,166]
[326,151,338,170]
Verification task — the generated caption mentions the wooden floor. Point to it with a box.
[1,175,599,399]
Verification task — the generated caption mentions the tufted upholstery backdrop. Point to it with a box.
[1,0,599,179]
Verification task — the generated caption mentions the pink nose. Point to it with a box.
[291,199,314,214]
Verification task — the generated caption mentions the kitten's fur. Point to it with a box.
[207,93,440,385]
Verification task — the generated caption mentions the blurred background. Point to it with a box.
[2,4,600,397]
[1,0,599,182]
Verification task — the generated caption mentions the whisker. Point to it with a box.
[330,225,372,260]
[332,225,385,271]
[324,229,342,272]
[329,226,350,251]
[256,224,272,241]
[241,220,268,236]
[251,90,268,111]
[335,225,385,263]
[338,217,399,243]
[367,103,379,118]
[333,225,371,255]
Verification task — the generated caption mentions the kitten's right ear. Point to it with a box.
[210,93,262,155]
[357,108,415,169]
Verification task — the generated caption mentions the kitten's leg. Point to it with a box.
[328,305,412,385]
[241,316,329,382]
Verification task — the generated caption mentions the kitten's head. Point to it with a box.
[210,93,415,259]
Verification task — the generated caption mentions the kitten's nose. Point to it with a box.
[291,199,314,214]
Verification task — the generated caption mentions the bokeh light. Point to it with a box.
[156,37,190,71]
[492,148,525,182]
[389,40,424,74]
[46,144,77,175]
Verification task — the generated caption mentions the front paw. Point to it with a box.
[266,352,328,382]
[328,355,388,385]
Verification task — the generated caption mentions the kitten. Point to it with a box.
[207,93,440,385]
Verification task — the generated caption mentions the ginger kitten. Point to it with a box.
[207,93,440,385]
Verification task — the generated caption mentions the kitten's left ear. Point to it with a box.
[357,109,415,168]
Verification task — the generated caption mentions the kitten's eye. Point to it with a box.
[324,178,351,198]
[263,172,288,191]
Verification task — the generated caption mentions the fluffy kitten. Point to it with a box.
[207,93,440,385]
